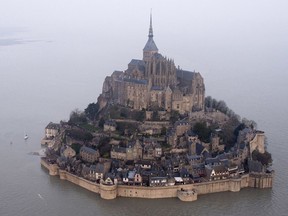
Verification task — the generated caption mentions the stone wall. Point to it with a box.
[41,159,273,201]
[41,159,59,176]
[248,172,274,188]
[249,132,265,154]
[59,170,100,193]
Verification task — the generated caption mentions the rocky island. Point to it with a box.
[41,15,273,201]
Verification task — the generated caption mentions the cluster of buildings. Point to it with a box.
[43,115,266,187]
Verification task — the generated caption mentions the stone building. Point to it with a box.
[45,122,60,139]
[103,120,116,132]
[99,14,205,114]
[175,120,191,136]
[110,140,143,161]
[80,146,100,163]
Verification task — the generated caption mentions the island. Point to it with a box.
[40,14,273,201]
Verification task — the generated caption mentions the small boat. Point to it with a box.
[24,134,29,140]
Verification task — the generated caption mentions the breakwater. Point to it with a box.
[41,158,273,201]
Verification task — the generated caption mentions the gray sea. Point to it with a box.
[0,31,287,216]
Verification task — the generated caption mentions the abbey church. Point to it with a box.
[100,15,205,114]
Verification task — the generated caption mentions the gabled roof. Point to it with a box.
[45,122,60,130]
[112,145,126,153]
[205,157,220,165]
[213,165,228,173]
[128,59,145,67]
[187,130,197,137]
[80,146,98,155]
[95,163,105,173]
[176,69,195,81]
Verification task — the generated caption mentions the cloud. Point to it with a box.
[0,38,40,46]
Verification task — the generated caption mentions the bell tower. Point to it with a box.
[143,12,158,62]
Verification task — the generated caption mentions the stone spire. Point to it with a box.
[143,11,158,62]
[148,12,153,38]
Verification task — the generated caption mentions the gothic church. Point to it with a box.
[100,14,205,114]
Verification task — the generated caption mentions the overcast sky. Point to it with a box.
[1,0,287,120]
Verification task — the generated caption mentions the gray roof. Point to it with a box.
[151,86,163,91]
[129,59,145,67]
[143,37,158,52]
[113,146,126,153]
[80,146,98,155]
[123,78,147,85]
[187,130,197,137]
[95,163,105,173]
[176,69,195,81]
[127,59,146,73]
[205,157,220,165]
[46,122,60,130]
[196,143,205,155]
[128,170,136,179]
[104,119,116,127]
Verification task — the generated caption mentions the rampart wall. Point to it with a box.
[41,158,273,201]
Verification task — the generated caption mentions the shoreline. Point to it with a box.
[41,158,274,201]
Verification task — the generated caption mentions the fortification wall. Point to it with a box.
[59,170,100,193]
[100,184,117,200]
[117,184,190,199]
[193,175,249,195]
[41,159,273,201]
[40,158,59,176]
[116,175,250,199]
[248,172,274,188]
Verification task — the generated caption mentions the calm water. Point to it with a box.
[0,37,288,216]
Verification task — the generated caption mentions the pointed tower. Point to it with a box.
[143,12,158,62]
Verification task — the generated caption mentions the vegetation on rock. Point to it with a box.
[252,150,272,166]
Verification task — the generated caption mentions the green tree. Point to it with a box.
[71,143,82,154]
[85,103,99,120]
[161,127,167,136]
[220,116,241,150]
[252,150,272,166]
[98,137,111,157]
[170,110,180,124]
[98,117,105,128]
[193,122,212,143]
[69,109,87,125]
[66,129,93,142]
[133,110,145,122]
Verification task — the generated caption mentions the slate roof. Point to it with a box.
[112,145,126,153]
[187,130,197,137]
[123,78,148,85]
[239,143,246,150]
[128,59,145,67]
[176,69,195,81]
[196,143,205,155]
[127,59,146,73]
[205,157,220,165]
[80,146,98,155]
[104,119,116,127]
[143,37,158,52]
[46,122,60,130]
[95,163,105,173]
[151,86,163,91]
[128,170,136,179]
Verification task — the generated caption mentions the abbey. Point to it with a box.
[100,15,205,114]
